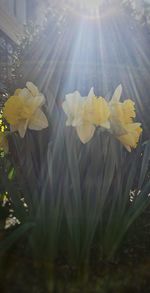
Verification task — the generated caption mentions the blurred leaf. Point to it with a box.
[0,222,34,253]
[8,167,15,180]
[139,140,150,189]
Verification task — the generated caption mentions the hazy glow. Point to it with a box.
[26,1,148,134]
[73,0,100,9]
[66,0,101,19]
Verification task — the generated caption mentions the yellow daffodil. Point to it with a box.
[110,98,136,126]
[62,91,85,127]
[109,85,136,134]
[0,132,8,153]
[62,88,95,143]
[83,95,110,128]
[117,123,142,152]
[109,85,142,151]
[3,82,48,138]
[63,84,142,149]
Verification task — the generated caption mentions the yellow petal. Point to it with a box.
[26,82,39,97]
[18,120,29,138]
[88,87,95,98]
[76,124,95,144]
[113,99,135,124]
[28,94,46,109]
[3,95,24,125]
[14,88,22,96]
[83,96,110,126]
[63,91,84,126]
[117,123,142,151]
[65,91,81,106]
[124,145,131,152]
[19,88,32,99]
[29,108,48,130]
[111,84,122,103]
[122,99,136,123]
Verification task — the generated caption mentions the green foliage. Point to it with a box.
[63,132,150,263]
[0,124,150,278]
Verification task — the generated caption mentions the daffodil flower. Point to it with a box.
[110,85,135,123]
[3,82,48,138]
[109,85,136,134]
[83,94,110,129]
[62,91,85,127]
[0,132,8,153]
[63,85,142,150]
[109,85,142,151]
[117,123,142,152]
[62,88,96,143]
[63,88,111,143]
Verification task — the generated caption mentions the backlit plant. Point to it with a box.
[0,81,149,281]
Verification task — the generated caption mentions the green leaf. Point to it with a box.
[8,168,15,180]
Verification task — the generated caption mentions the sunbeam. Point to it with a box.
[1,2,150,291]
[63,0,101,19]
[20,0,150,136]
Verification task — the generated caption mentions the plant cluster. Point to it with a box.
[0,81,149,280]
